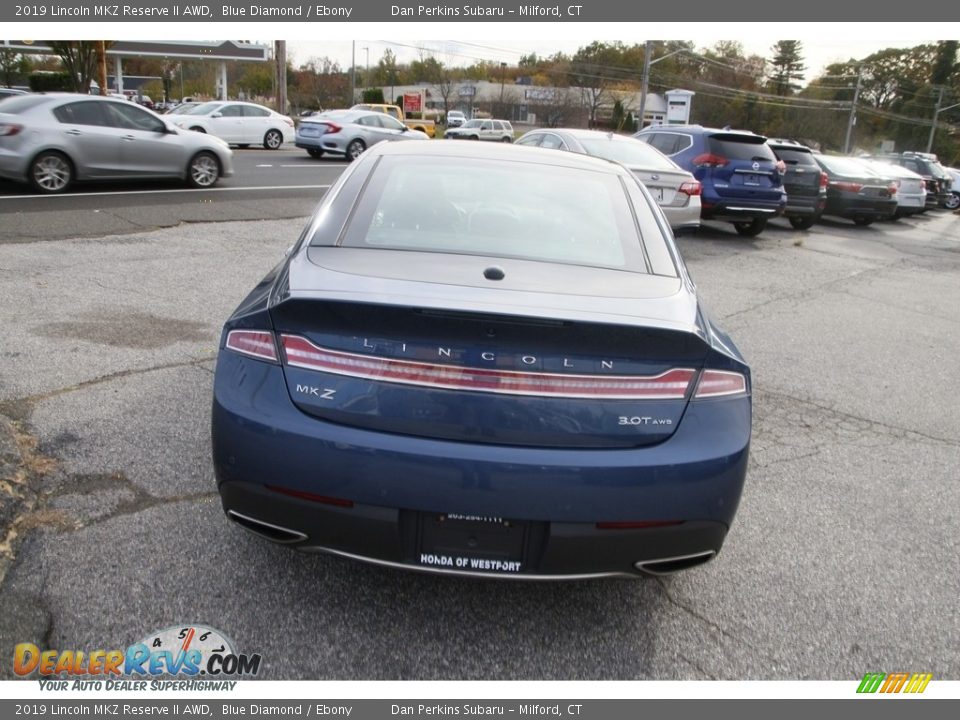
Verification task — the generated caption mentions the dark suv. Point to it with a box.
[871,152,951,208]
[635,125,786,236]
[767,139,827,229]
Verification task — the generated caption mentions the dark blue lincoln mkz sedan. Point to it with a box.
[212,141,752,579]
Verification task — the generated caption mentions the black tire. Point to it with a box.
[186,151,221,188]
[945,193,960,211]
[345,139,366,161]
[307,148,324,159]
[853,216,873,226]
[469,135,480,141]
[189,126,206,133]
[29,151,73,194]
[263,129,283,150]
[236,144,250,149]
[788,216,816,230]
[733,218,767,237]
[501,136,512,143]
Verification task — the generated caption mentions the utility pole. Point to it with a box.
[499,61,507,116]
[96,40,108,96]
[843,67,862,155]
[639,40,652,129]
[275,40,287,114]
[350,41,356,104]
[926,86,945,153]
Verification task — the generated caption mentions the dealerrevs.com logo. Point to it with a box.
[14,625,261,691]
[856,673,933,694]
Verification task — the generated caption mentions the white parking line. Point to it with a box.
[256,164,274,168]
[279,164,349,168]
[0,185,332,200]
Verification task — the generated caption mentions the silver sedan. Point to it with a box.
[295,109,428,161]
[0,93,233,194]
[515,128,701,232]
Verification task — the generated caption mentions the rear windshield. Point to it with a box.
[316,156,652,273]
[184,102,221,115]
[774,148,817,166]
[0,95,52,114]
[708,134,776,162]
[578,137,679,171]
[816,155,881,176]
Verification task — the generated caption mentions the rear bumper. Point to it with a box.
[700,197,785,222]
[825,197,898,218]
[783,194,825,217]
[211,354,751,577]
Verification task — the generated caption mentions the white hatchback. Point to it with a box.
[171,101,295,149]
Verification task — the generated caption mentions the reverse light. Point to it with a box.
[0,123,23,137]
[694,370,747,398]
[225,330,279,363]
[692,153,728,168]
[678,181,702,196]
[281,335,696,400]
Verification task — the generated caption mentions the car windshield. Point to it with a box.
[184,102,222,116]
[774,148,818,166]
[461,120,483,129]
[321,156,649,272]
[708,134,776,162]
[578,137,679,170]
[818,155,883,176]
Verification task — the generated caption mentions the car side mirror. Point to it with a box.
[400,126,408,133]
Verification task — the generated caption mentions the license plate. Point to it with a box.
[300,127,319,137]
[652,187,665,202]
[743,174,760,186]
[417,513,528,574]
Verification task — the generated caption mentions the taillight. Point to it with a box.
[284,117,294,127]
[267,485,354,508]
[596,520,684,530]
[281,335,696,400]
[694,370,747,399]
[692,153,728,168]
[0,123,23,137]
[888,183,898,194]
[320,121,342,134]
[830,181,863,193]
[678,181,701,196]
[225,330,278,363]
[819,171,829,189]
[776,159,786,175]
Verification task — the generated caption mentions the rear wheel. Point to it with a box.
[186,151,220,188]
[788,216,816,230]
[345,139,366,161]
[307,148,324,159]
[733,218,767,237]
[29,151,73,194]
[853,216,873,226]
[263,129,283,150]
[945,193,960,210]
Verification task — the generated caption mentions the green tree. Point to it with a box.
[48,41,99,93]
[0,48,30,87]
[768,40,805,95]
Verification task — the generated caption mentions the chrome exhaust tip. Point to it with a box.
[634,550,716,576]
[227,510,308,544]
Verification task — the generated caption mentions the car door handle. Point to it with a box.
[122,135,136,142]
[64,129,82,136]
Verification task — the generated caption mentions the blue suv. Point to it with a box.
[635,125,787,236]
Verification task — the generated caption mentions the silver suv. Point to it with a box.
[444,119,513,142]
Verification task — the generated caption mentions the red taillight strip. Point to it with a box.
[225,330,279,363]
[694,369,747,398]
[281,335,695,400]
[267,485,354,508]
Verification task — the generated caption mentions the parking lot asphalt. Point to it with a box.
[0,209,957,680]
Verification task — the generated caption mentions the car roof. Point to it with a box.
[366,137,635,176]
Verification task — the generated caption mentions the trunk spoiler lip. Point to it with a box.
[277,287,707,341]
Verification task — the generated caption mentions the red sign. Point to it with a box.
[403,93,422,113]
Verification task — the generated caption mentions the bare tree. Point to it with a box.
[48,41,101,93]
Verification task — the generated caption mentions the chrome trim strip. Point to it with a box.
[722,207,778,213]
[634,550,716,576]
[227,510,308,544]
[300,545,636,581]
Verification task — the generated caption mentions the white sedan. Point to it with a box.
[171,101,294,149]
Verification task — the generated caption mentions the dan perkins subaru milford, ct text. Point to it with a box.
[392,5,585,17]
[212,141,752,580]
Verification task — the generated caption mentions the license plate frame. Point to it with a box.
[416,512,529,574]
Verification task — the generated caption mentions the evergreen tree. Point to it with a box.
[769,40,806,96]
